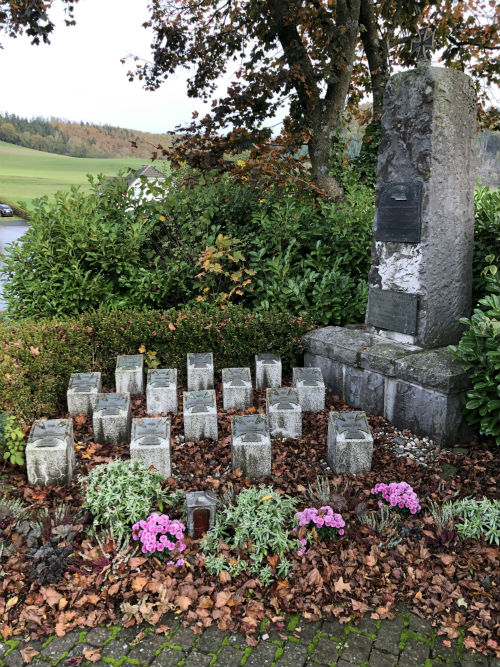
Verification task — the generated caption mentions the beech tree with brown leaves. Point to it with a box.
[126,0,500,199]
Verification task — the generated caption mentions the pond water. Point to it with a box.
[0,218,29,311]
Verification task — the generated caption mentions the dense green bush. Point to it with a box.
[0,305,312,422]
[1,169,373,325]
[0,413,26,466]
[450,270,500,445]
[473,185,500,302]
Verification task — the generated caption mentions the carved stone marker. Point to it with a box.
[327,411,373,474]
[130,417,171,476]
[255,352,282,389]
[67,372,102,416]
[366,290,418,336]
[26,419,74,486]
[146,369,177,415]
[186,490,217,539]
[292,367,326,411]
[231,415,271,478]
[116,355,144,394]
[187,353,214,391]
[183,390,218,441]
[222,367,253,410]
[93,393,131,445]
[266,387,302,439]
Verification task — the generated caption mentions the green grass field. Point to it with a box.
[0,141,160,208]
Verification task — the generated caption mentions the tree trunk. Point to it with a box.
[308,109,345,202]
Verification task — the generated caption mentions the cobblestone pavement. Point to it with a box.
[1,608,498,667]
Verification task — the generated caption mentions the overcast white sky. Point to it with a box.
[0,0,213,134]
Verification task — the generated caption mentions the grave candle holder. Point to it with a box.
[185,490,217,539]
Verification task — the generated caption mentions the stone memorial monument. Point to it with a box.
[183,390,218,441]
[304,32,476,446]
[130,417,171,476]
[93,393,131,445]
[187,353,214,391]
[266,387,302,439]
[222,367,253,410]
[26,419,75,486]
[146,369,178,415]
[255,353,282,389]
[292,367,325,411]
[67,372,102,416]
[327,411,373,474]
[231,414,271,478]
[116,355,144,394]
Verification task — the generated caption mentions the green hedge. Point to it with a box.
[0,305,313,423]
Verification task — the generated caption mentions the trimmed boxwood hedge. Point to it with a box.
[0,305,314,424]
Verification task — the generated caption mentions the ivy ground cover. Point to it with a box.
[0,382,498,660]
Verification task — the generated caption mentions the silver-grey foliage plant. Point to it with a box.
[452,497,500,545]
[80,459,167,539]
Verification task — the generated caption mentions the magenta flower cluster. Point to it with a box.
[132,512,186,566]
[295,506,345,554]
[370,482,421,515]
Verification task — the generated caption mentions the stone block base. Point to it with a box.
[304,326,472,447]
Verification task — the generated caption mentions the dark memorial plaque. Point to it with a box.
[376,182,422,243]
[366,289,418,335]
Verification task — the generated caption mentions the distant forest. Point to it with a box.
[0,113,173,159]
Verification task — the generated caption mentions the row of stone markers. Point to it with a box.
[25,352,374,486]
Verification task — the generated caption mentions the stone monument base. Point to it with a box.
[304,326,473,447]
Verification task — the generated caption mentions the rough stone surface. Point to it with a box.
[255,353,282,389]
[182,653,211,667]
[26,419,74,486]
[67,372,102,415]
[148,648,181,667]
[274,643,308,667]
[222,367,252,410]
[146,369,178,415]
[130,417,171,476]
[187,353,214,391]
[343,366,385,416]
[341,633,373,664]
[311,637,339,664]
[183,390,218,441]
[399,638,430,666]
[394,348,470,392]
[303,327,378,365]
[327,411,373,474]
[116,354,144,394]
[385,377,469,446]
[216,646,244,667]
[245,642,277,667]
[303,332,473,446]
[292,367,325,411]
[93,393,131,445]
[367,65,476,347]
[266,388,302,439]
[231,414,271,478]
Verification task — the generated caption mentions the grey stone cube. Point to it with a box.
[187,353,214,391]
[146,368,177,415]
[266,388,302,439]
[255,353,282,389]
[231,415,271,478]
[26,419,74,486]
[130,417,171,476]
[222,367,253,410]
[183,390,218,441]
[292,367,325,411]
[93,393,131,445]
[67,372,102,416]
[327,411,373,474]
[115,355,144,394]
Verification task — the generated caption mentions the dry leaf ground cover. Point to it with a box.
[0,382,499,661]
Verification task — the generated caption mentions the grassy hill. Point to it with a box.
[0,141,168,210]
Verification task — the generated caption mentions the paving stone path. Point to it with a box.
[1,608,498,667]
